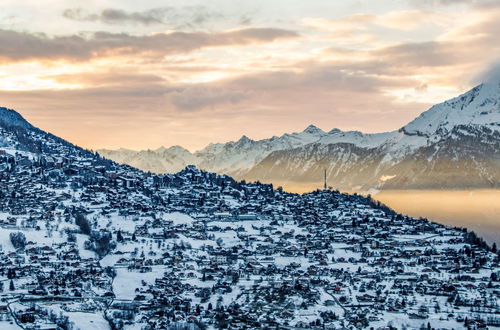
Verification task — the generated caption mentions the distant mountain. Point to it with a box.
[99,81,500,191]
[99,145,198,174]
[195,125,327,177]
[99,124,327,176]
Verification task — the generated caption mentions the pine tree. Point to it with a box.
[117,230,123,242]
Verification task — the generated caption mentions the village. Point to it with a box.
[0,122,498,329]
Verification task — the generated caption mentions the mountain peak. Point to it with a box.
[237,135,252,143]
[0,107,33,130]
[303,124,323,134]
[328,128,342,134]
[155,146,168,152]
[401,82,500,137]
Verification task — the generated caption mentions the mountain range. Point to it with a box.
[99,81,500,191]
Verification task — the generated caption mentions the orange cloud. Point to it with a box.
[42,71,167,87]
[0,28,299,63]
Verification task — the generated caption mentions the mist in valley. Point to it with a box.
[272,180,500,245]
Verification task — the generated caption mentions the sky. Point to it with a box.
[0,0,499,151]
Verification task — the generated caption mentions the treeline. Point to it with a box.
[365,194,397,216]
[84,231,115,258]
[10,231,26,249]
[464,230,498,254]
[74,213,115,258]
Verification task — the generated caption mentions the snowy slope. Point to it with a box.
[403,81,500,137]
[317,130,398,149]
[195,125,327,176]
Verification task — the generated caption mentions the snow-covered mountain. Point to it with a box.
[99,124,328,177]
[402,82,500,137]
[196,125,327,177]
[99,145,199,174]
[246,81,500,190]
[99,81,500,191]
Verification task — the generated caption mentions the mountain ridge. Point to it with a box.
[0,106,34,129]
[98,81,500,191]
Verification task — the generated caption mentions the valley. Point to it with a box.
[376,189,500,246]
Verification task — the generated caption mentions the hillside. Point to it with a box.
[0,106,498,329]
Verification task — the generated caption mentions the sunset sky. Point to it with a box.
[1,0,499,151]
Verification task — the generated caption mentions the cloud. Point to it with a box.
[62,6,249,29]
[303,10,443,34]
[239,15,253,26]
[409,0,500,8]
[171,86,248,110]
[42,71,167,87]
[375,10,442,30]
[0,28,299,63]
[374,41,459,67]
[473,61,500,84]
[63,8,165,25]
[0,82,173,121]
[227,68,386,93]
[366,9,500,71]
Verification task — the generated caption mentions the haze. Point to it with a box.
[268,180,500,245]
